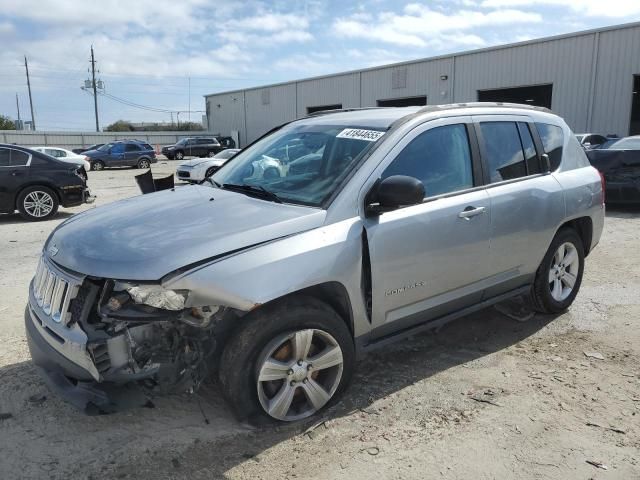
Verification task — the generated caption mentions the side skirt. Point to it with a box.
[357,285,531,354]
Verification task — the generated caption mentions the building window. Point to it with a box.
[478,84,553,109]
[307,104,342,114]
[261,89,270,105]
[377,96,427,107]
[391,67,408,89]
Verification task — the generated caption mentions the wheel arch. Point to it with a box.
[14,182,62,210]
[555,216,593,256]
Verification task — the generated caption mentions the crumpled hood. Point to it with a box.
[45,185,326,280]
[178,159,213,168]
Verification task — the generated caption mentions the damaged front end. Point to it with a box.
[25,255,237,413]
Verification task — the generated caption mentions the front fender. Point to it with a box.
[163,218,370,336]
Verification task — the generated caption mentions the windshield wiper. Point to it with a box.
[203,177,221,187]
[222,183,283,203]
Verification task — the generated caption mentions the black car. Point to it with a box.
[0,144,93,221]
[161,137,223,160]
[84,140,157,171]
[586,136,640,203]
[216,136,236,149]
[72,143,104,154]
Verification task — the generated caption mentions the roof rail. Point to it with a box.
[305,107,387,117]
[415,102,553,114]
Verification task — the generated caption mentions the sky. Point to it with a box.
[1,0,639,131]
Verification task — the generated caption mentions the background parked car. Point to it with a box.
[575,133,611,150]
[0,144,93,220]
[216,136,236,149]
[176,148,240,183]
[72,143,104,154]
[586,135,640,204]
[30,146,91,173]
[162,137,224,160]
[84,140,156,171]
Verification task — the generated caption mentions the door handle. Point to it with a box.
[458,206,486,220]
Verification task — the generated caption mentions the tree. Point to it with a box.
[105,120,134,132]
[0,114,15,130]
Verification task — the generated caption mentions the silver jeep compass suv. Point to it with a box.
[25,103,604,422]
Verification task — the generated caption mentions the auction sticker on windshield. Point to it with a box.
[336,128,385,142]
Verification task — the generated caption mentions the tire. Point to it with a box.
[219,296,355,424]
[205,167,217,178]
[92,161,104,171]
[137,158,151,169]
[17,186,59,221]
[175,151,184,160]
[531,228,585,314]
[207,150,215,158]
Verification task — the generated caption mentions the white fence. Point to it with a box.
[0,130,215,150]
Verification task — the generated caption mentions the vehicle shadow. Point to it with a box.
[0,211,75,225]
[605,204,640,219]
[0,303,555,479]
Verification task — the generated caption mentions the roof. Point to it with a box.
[205,20,640,99]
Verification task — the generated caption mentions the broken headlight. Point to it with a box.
[112,282,189,311]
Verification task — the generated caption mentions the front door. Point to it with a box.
[364,118,492,338]
[0,147,30,212]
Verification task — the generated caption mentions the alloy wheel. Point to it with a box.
[256,329,344,421]
[549,242,579,301]
[139,159,150,169]
[23,191,54,218]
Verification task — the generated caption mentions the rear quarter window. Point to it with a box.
[535,123,564,171]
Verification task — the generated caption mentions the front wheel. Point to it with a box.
[205,167,217,178]
[175,151,184,160]
[207,150,215,157]
[218,297,354,423]
[92,160,104,171]
[531,228,585,314]
[17,186,59,221]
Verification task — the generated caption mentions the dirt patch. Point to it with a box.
[0,169,638,479]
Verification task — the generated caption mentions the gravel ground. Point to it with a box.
[0,161,638,479]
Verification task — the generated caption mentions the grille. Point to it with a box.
[177,170,190,178]
[32,256,82,324]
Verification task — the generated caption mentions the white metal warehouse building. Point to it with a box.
[205,21,640,147]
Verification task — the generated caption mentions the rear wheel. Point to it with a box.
[207,150,215,157]
[219,297,354,423]
[531,228,585,314]
[17,186,59,221]
[137,158,151,169]
[92,160,104,171]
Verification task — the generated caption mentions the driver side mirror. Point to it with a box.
[366,175,425,216]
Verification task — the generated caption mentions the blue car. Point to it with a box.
[84,140,157,171]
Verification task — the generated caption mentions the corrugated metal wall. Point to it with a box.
[591,26,640,135]
[453,34,596,132]
[0,131,200,149]
[205,23,640,145]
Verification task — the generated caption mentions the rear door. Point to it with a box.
[0,148,31,211]
[364,117,492,338]
[124,143,142,166]
[472,115,564,297]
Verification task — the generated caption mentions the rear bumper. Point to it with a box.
[60,186,93,208]
[606,181,640,204]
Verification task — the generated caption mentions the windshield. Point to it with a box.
[597,139,623,150]
[212,124,386,207]
[176,139,188,145]
[98,143,114,151]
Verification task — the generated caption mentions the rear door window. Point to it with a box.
[11,150,30,166]
[0,148,10,167]
[479,122,527,182]
[535,123,564,170]
[125,143,141,152]
[382,123,474,198]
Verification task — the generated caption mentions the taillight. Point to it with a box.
[598,170,606,204]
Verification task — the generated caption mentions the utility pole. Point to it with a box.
[90,45,100,132]
[188,77,191,123]
[15,94,21,122]
[24,56,36,130]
